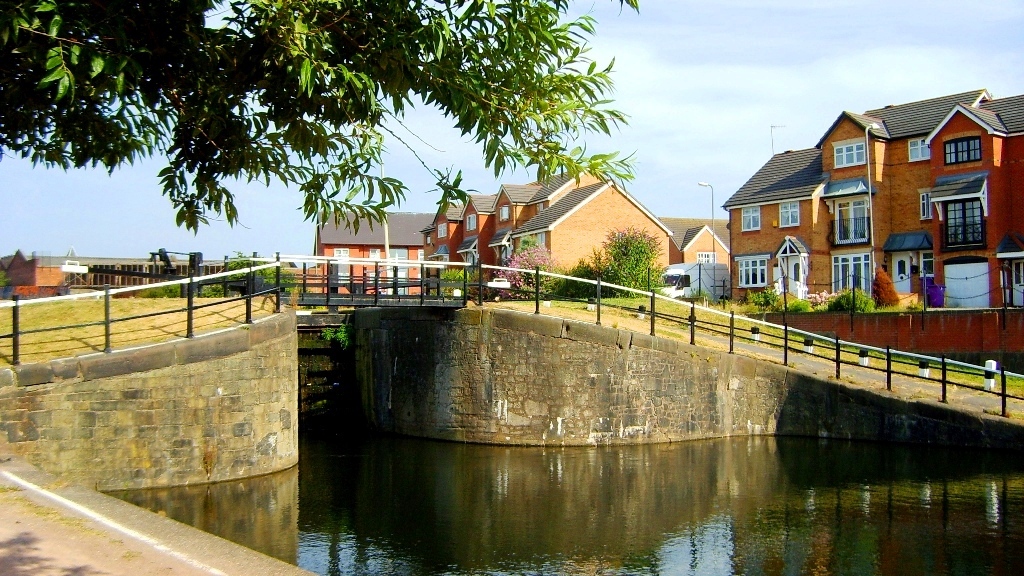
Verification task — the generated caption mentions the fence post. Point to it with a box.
[222,255,229,296]
[393,265,399,296]
[245,269,253,324]
[835,334,841,379]
[186,272,195,339]
[596,275,602,326]
[851,271,857,333]
[477,265,484,306]
[104,284,112,352]
[650,289,656,337]
[941,355,947,403]
[420,263,426,305]
[11,295,20,366]
[534,267,540,314]
[885,346,892,391]
[374,263,380,306]
[462,266,468,306]
[689,301,696,345]
[275,252,282,313]
[783,322,789,366]
[1001,366,1008,418]
[729,311,735,354]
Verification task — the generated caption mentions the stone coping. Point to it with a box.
[0,310,295,389]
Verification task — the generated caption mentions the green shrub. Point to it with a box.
[747,288,780,312]
[320,325,352,349]
[137,284,182,298]
[601,227,663,297]
[0,269,8,287]
[552,257,601,299]
[440,268,466,297]
[785,299,812,313]
[827,289,875,312]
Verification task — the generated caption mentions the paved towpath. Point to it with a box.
[0,456,311,576]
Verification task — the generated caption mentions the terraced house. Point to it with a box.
[724,89,1024,308]
[426,173,673,270]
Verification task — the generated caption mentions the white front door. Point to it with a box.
[892,253,913,293]
[944,262,990,308]
[1013,260,1024,307]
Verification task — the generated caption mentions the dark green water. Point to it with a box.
[112,436,1024,575]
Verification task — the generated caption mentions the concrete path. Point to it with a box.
[0,456,312,576]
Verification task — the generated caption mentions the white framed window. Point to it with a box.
[389,248,408,260]
[922,252,934,277]
[909,138,930,162]
[737,257,768,288]
[369,248,381,260]
[467,213,477,231]
[417,249,424,261]
[537,203,546,213]
[499,205,510,221]
[332,248,350,258]
[1013,260,1024,285]
[437,223,447,238]
[832,253,871,292]
[779,201,800,227]
[536,232,547,246]
[697,252,716,264]
[741,206,761,231]
[834,141,866,168]
[920,192,932,220]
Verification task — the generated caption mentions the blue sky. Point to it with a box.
[2,0,1023,260]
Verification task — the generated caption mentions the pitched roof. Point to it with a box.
[488,227,514,247]
[659,217,730,250]
[528,173,574,204]
[500,184,541,204]
[996,232,1024,255]
[980,94,1024,133]
[863,89,988,139]
[515,182,606,236]
[723,148,825,208]
[457,236,478,252]
[318,212,435,246]
[468,194,499,214]
[445,203,464,221]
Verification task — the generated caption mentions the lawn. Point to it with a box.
[0,296,276,367]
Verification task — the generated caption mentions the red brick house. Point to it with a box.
[424,204,464,262]
[660,218,730,266]
[456,194,499,265]
[315,213,434,289]
[723,89,1024,307]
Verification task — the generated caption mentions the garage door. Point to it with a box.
[944,262,990,308]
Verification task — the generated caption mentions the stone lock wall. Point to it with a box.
[356,307,1024,449]
[0,312,299,490]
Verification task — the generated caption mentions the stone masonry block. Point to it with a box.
[49,358,81,381]
[560,320,619,348]
[0,368,13,389]
[492,309,563,338]
[80,346,176,382]
[174,329,249,364]
[13,363,53,387]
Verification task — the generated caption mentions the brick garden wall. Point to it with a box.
[354,307,1024,450]
[0,312,298,490]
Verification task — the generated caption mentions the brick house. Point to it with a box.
[723,89,1024,307]
[660,218,730,265]
[315,212,434,290]
[507,174,673,269]
[455,194,499,265]
[424,204,464,262]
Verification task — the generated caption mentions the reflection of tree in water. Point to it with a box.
[111,436,1024,575]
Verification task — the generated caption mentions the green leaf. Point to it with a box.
[89,54,104,77]
[48,14,61,37]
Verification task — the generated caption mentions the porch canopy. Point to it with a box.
[882,231,933,252]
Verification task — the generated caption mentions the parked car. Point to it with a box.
[661,263,729,301]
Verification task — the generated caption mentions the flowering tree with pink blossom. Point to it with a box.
[503,244,557,298]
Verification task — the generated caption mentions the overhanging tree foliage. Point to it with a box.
[0,0,638,230]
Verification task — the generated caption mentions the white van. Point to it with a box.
[661,263,729,301]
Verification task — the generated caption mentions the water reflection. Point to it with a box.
[112,436,1024,575]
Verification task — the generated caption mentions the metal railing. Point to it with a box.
[466,262,1024,419]
[829,217,870,246]
[1,258,284,366]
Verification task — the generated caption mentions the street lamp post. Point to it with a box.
[697,181,715,232]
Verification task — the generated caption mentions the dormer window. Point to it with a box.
[437,223,447,238]
[834,141,865,168]
[467,214,477,231]
[500,205,510,221]
[944,137,981,165]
